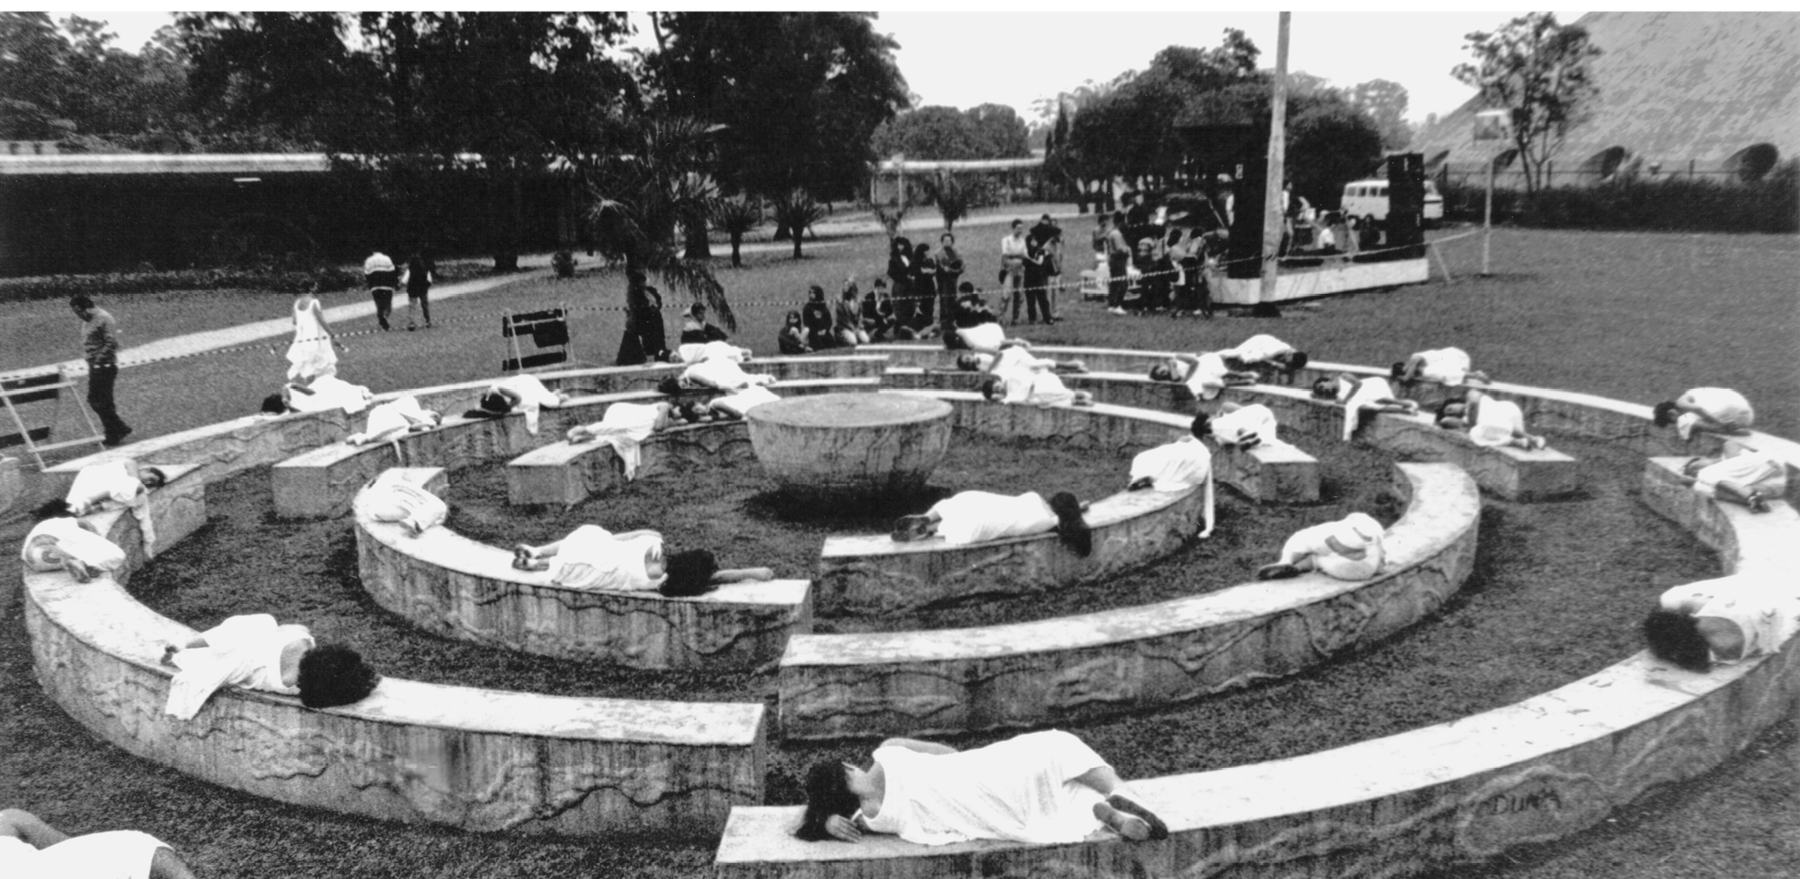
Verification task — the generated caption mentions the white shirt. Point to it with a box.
[1660,576,1800,664]
[1412,347,1473,385]
[1225,334,1294,365]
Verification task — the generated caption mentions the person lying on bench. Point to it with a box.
[565,401,676,480]
[466,374,572,435]
[1,807,199,879]
[360,474,449,535]
[1149,351,1257,401]
[270,374,374,415]
[1257,512,1385,581]
[680,353,775,391]
[512,525,772,596]
[980,347,1095,408]
[1192,402,1282,450]
[1313,373,1420,441]
[1434,389,1548,450]
[63,459,165,555]
[346,395,441,445]
[676,339,754,364]
[796,729,1169,845]
[1653,387,1754,441]
[956,341,1087,375]
[1126,414,1215,538]
[1644,575,1800,671]
[22,503,126,582]
[950,286,1004,352]
[892,490,1092,555]
[1675,441,1786,514]
[709,386,781,419]
[1391,347,1489,388]
[1220,334,1308,385]
[161,613,380,720]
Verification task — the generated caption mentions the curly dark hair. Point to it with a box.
[1652,401,1681,428]
[659,549,719,597]
[1048,491,1092,557]
[795,760,859,842]
[1642,609,1711,672]
[1190,412,1212,439]
[296,643,381,709]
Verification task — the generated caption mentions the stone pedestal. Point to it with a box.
[747,393,952,498]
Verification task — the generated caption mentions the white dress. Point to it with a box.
[711,385,781,419]
[489,374,564,435]
[1659,576,1800,664]
[543,524,666,592]
[288,375,373,415]
[1467,397,1528,448]
[571,402,668,479]
[1178,352,1232,401]
[682,358,774,391]
[677,341,750,363]
[863,730,1111,846]
[1692,449,1787,499]
[165,614,313,719]
[1336,376,1402,442]
[1210,404,1281,447]
[21,517,127,573]
[347,395,436,445]
[286,295,335,383]
[1277,513,1384,581]
[1128,436,1215,537]
[1,829,173,879]
[1224,334,1294,365]
[958,322,1006,353]
[65,461,156,556]
[1675,387,1754,440]
[927,491,1059,546]
[1410,347,1472,385]
[361,475,448,534]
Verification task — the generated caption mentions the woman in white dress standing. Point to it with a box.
[286,286,340,385]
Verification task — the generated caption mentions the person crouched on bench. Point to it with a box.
[1313,373,1420,441]
[1392,347,1489,388]
[1435,389,1548,450]
[465,373,572,435]
[678,349,775,392]
[1220,334,1308,385]
[891,490,1093,556]
[1149,351,1257,401]
[1257,512,1384,581]
[1644,575,1800,671]
[2,807,199,879]
[361,472,448,536]
[1126,413,1215,538]
[1675,441,1786,514]
[63,459,165,555]
[512,526,773,597]
[22,502,127,582]
[1653,387,1754,442]
[565,401,676,481]
[161,613,379,719]
[346,395,441,445]
[1192,402,1282,451]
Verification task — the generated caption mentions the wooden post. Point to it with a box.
[1258,11,1291,306]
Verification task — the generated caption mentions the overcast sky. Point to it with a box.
[65,8,1592,123]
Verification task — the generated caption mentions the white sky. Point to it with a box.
[61,8,1594,123]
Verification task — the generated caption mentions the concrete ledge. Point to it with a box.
[355,468,814,671]
[396,355,891,415]
[863,344,1177,376]
[507,419,756,508]
[44,409,351,498]
[22,569,767,838]
[1640,457,1798,580]
[80,463,206,584]
[784,462,1479,739]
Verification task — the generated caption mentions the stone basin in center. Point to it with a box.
[746,393,953,499]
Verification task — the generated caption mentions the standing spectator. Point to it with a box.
[1021,232,1051,325]
[1041,226,1064,324]
[1105,211,1131,316]
[69,295,131,446]
[934,232,964,345]
[910,242,937,334]
[886,237,915,330]
[999,219,1029,324]
[1090,213,1111,274]
[402,250,434,330]
[615,276,669,365]
[363,250,400,331]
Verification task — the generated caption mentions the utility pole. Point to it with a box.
[1258,11,1291,305]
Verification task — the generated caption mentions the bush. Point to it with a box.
[1442,161,1798,233]
[0,261,490,302]
[551,250,578,278]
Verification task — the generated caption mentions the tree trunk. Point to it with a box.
[729,232,743,268]
[683,218,712,260]
[791,235,803,260]
[774,220,792,241]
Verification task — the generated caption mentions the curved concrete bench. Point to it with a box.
[76,464,207,576]
[506,419,755,508]
[785,461,1478,739]
[45,408,352,498]
[355,467,812,671]
[719,443,1800,876]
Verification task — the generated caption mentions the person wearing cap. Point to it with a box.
[1257,512,1385,581]
[362,250,400,331]
[1644,575,1800,671]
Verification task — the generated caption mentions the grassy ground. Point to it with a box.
[2,218,1797,878]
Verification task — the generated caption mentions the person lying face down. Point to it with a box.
[1312,373,1420,442]
[1675,440,1787,514]
[1643,575,1800,672]
[1148,352,1257,401]
[1191,402,1281,450]
[1,807,200,879]
[267,374,375,416]
[1434,389,1548,450]
[891,490,1092,556]
[360,471,449,536]
[1652,387,1755,441]
[22,501,127,582]
[466,373,573,434]
[1126,413,1216,538]
[512,527,774,597]
[564,401,676,481]
[62,459,165,555]
[1256,512,1385,582]
[346,394,441,445]
[795,729,1168,846]
[1219,334,1308,384]
[161,613,380,720]
[1391,347,1489,388]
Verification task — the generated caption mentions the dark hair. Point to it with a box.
[980,375,1004,401]
[1652,401,1680,427]
[957,281,975,294]
[1111,210,1125,225]
[796,760,859,841]
[1434,398,1462,423]
[1190,412,1212,439]
[1011,218,1023,228]
[1286,352,1308,372]
[1643,608,1711,672]
[1310,377,1337,399]
[809,284,826,300]
[139,466,167,488]
[33,498,76,521]
[261,393,289,415]
[785,310,803,326]
[1391,362,1409,381]
[70,294,95,310]
[657,377,684,396]
[478,391,513,415]
[689,303,706,319]
[1048,491,1092,557]
[659,549,719,597]
[941,232,955,244]
[296,643,380,709]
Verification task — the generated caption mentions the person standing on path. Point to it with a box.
[285,284,341,385]
[69,294,131,446]
[363,250,399,331]
[402,251,434,330]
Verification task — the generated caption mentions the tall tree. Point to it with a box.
[962,103,1031,158]
[1452,12,1601,199]
[1348,78,1412,151]
[872,105,981,160]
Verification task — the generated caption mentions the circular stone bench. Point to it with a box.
[356,467,812,671]
[506,417,756,508]
[785,461,1478,739]
[714,385,1800,878]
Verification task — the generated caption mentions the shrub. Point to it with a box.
[1442,161,1798,233]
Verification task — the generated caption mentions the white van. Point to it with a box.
[1340,178,1443,226]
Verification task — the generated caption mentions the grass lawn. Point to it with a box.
[2,218,1797,879]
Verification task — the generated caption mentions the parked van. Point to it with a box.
[1340,178,1443,226]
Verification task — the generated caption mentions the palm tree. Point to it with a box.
[770,188,827,259]
[711,195,763,268]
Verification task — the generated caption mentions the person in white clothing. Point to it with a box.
[891,490,1092,555]
[0,808,198,879]
[676,340,753,364]
[565,401,676,480]
[1149,352,1258,401]
[512,527,772,597]
[1653,388,1754,441]
[1644,575,1800,671]
[161,614,379,720]
[1391,347,1488,387]
[1193,402,1282,450]
[269,375,374,416]
[1257,512,1385,581]
[709,386,781,419]
[796,729,1168,845]
[1220,334,1308,384]
[678,356,775,391]
[346,395,441,445]
[1435,390,1547,450]
[64,459,164,556]
[1126,414,1215,538]
[286,287,341,384]
[471,374,571,435]
[1676,441,1787,513]
[22,509,126,582]
[980,348,1094,408]
[1313,373,1420,441]
[360,472,449,535]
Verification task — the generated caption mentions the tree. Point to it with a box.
[0,13,192,144]
[872,105,981,160]
[1348,78,1412,151]
[1453,12,1601,200]
[771,189,827,259]
[1286,97,1385,206]
[711,196,762,268]
[963,103,1031,158]
[923,173,990,232]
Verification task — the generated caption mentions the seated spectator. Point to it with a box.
[802,285,836,350]
[778,311,812,355]
[467,374,572,435]
[1193,402,1282,450]
[1392,347,1489,387]
[1220,334,1308,385]
[1313,374,1420,441]
[360,471,449,535]
[862,279,899,342]
[1674,441,1787,513]
[274,375,374,415]
[22,504,126,582]
[512,527,772,597]
[836,278,870,347]
[0,807,198,879]
[1125,414,1215,538]
[951,286,1005,352]
[1257,512,1385,581]
[63,459,165,555]
[891,490,1092,556]
[1644,575,1800,671]
[161,613,379,719]
[1435,389,1547,450]
[1149,352,1257,401]
[1653,388,1755,441]
[347,395,441,445]
[565,401,675,480]
[678,303,731,345]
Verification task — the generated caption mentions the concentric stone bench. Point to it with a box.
[44,408,352,498]
[1639,456,1798,577]
[355,467,813,671]
[863,343,1177,375]
[784,461,1478,739]
[78,463,207,575]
